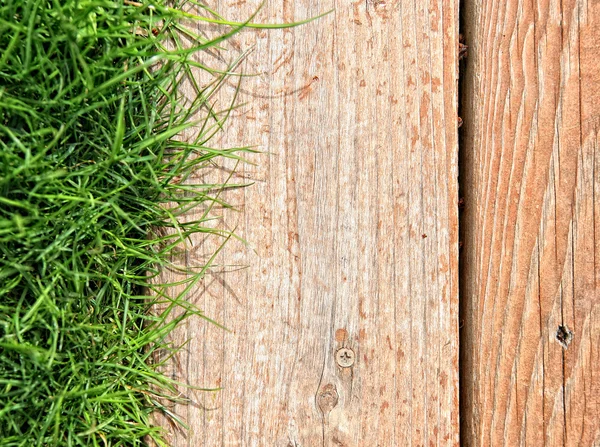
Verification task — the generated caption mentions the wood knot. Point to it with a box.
[556,325,573,349]
[317,383,338,414]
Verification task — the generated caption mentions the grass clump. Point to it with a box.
[0,0,316,444]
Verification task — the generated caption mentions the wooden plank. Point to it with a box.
[158,0,459,445]
[460,0,600,445]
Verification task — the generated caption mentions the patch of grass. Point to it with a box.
[0,0,323,445]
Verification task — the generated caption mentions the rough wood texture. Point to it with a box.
[160,0,459,445]
[460,0,600,445]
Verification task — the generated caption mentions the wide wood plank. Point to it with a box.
[158,0,459,445]
[460,0,600,445]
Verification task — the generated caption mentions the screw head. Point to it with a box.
[335,347,355,368]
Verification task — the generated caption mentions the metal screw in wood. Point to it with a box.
[335,348,355,368]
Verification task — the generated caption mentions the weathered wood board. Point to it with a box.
[460,0,600,445]
[159,0,460,445]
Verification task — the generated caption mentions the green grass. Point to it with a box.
[0,0,323,445]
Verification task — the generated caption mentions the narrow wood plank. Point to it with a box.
[460,0,600,445]
[158,0,459,445]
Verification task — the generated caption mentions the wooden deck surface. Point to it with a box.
[157,0,460,445]
[460,0,600,445]
[155,0,600,444]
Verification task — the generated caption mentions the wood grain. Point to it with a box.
[158,0,459,445]
[460,0,600,445]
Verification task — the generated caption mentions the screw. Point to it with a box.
[335,348,355,368]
